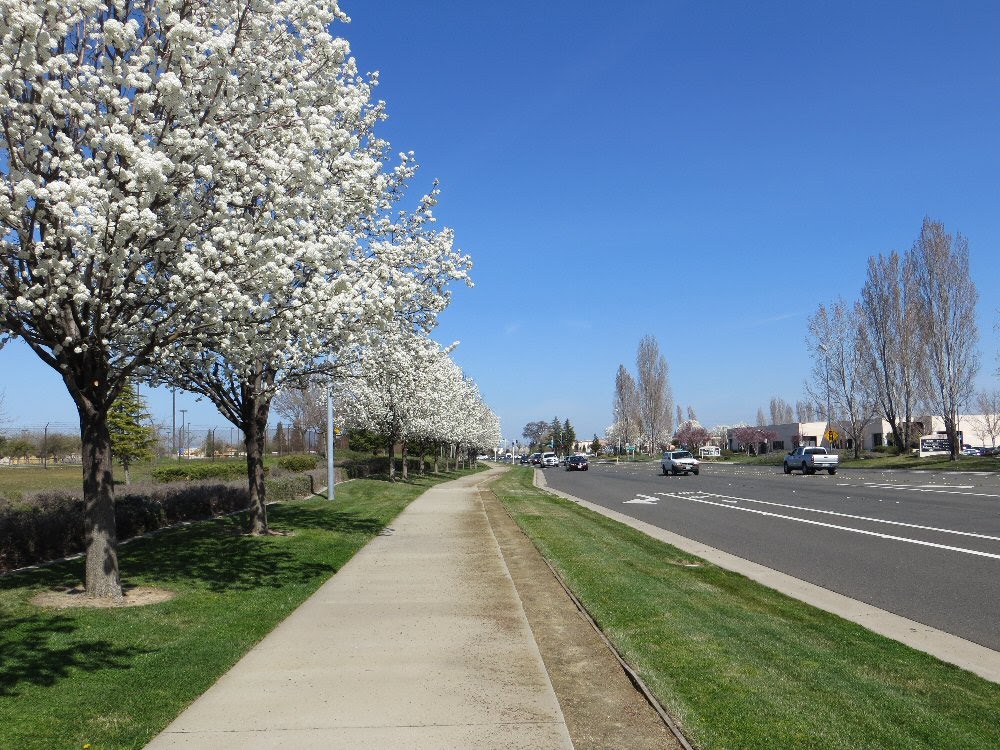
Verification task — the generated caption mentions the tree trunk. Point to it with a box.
[401,441,408,481]
[123,462,131,486]
[241,394,271,535]
[80,407,122,599]
[433,447,439,474]
[388,439,397,482]
[946,415,960,461]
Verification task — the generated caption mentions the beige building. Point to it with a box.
[728,415,997,454]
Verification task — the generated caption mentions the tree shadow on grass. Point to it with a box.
[268,506,385,535]
[0,611,138,697]
[118,519,335,593]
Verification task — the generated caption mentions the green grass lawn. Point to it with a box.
[0,468,482,750]
[0,450,449,500]
[492,467,1000,750]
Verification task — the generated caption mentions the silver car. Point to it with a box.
[661,450,700,476]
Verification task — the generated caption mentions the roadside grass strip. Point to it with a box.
[0,468,483,750]
[491,468,1000,750]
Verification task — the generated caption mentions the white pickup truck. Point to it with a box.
[783,446,838,475]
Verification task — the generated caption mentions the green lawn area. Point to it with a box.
[0,457,297,499]
[491,467,1000,750]
[0,467,482,750]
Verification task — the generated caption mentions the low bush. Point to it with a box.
[152,462,262,483]
[0,474,313,574]
[341,455,435,479]
[869,445,902,455]
[263,473,314,503]
[277,454,318,472]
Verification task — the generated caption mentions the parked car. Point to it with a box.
[961,446,983,456]
[565,455,589,471]
[661,450,700,476]
[540,451,559,468]
[783,446,838,475]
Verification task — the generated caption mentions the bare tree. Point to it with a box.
[635,336,674,452]
[795,400,816,422]
[274,381,329,436]
[612,365,642,450]
[911,218,979,460]
[756,408,767,427]
[687,405,698,422]
[805,299,877,458]
[676,405,684,431]
[857,250,922,452]
[769,397,794,424]
[973,391,1000,449]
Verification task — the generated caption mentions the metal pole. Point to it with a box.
[179,409,187,459]
[327,383,335,501]
[172,389,176,460]
[819,343,832,449]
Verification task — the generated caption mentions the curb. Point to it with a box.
[532,469,1000,684]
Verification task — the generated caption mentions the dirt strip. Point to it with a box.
[480,485,684,750]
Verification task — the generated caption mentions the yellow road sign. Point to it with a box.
[825,429,839,442]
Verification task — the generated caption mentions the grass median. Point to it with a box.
[491,467,1000,750]
[0,467,482,750]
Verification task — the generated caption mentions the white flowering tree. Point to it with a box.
[338,332,498,480]
[0,0,372,597]
[161,165,471,530]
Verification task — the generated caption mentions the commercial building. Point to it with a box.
[728,415,997,454]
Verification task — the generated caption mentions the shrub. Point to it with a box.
[277,454,318,472]
[264,474,313,503]
[0,474,312,574]
[152,462,262,483]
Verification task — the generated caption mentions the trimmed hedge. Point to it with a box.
[151,462,262,483]
[0,474,315,574]
[277,454,318,471]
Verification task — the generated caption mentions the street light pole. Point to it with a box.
[327,382,335,501]
[818,343,832,448]
[179,409,187,459]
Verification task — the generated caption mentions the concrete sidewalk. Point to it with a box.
[145,469,574,749]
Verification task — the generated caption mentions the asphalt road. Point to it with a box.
[543,460,1000,651]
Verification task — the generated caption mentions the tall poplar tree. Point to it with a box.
[911,218,979,460]
[635,335,673,452]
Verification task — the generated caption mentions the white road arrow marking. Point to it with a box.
[624,494,659,505]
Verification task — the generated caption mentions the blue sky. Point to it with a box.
[2,0,1000,443]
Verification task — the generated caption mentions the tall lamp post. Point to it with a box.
[818,343,832,448]
[326,380,335,501]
